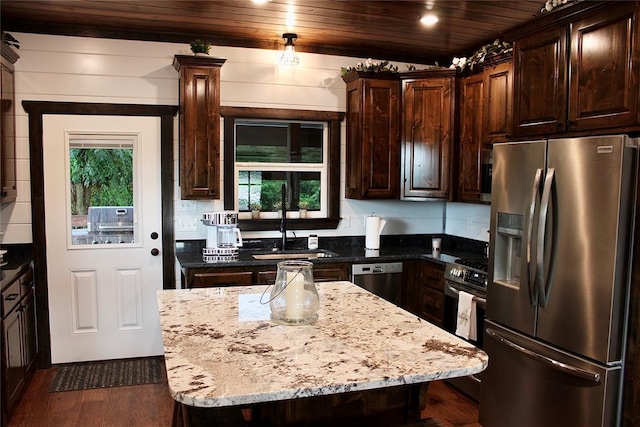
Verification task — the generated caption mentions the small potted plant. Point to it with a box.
[298,201,309,218]
[273,201,289,218]
[250,202,262,219]
[190,39,211,56]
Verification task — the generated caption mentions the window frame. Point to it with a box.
[222,107,344,231]
[66,133,140,248]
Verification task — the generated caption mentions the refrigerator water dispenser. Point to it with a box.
[494,213,523,287]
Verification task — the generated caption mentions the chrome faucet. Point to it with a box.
[280,183,287,251]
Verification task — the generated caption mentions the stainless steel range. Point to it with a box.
[443,257,488,402]
[444,257,489,296]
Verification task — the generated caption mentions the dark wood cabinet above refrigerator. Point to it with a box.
[508,1,640,138]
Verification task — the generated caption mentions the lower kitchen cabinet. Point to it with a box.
[1,265,36,423]
[256,263,350,285]
[419,261,445,326]
[183,263,350,289]
[402,260,445,327]
[190,269,254,288]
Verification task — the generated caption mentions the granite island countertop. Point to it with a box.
[157,281,488,408]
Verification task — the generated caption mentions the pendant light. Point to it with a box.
[279,33,299,66]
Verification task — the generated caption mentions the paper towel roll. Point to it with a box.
[365,216,385,250]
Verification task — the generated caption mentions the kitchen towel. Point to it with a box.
[455,290,477,341]
[365,216,386,250]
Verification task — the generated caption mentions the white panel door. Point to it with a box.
[44,115,163,363]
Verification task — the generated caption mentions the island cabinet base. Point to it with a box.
[174,383,431,427]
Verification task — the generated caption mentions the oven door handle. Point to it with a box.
[445,284,486,308]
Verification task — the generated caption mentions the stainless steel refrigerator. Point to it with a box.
[479,135,638,427]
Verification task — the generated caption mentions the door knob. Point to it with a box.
[151,248,160,256]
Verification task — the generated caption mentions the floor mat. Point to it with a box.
[49,356,164,392]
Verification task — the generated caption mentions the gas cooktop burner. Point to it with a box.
[454,257,488,273]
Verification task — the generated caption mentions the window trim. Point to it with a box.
[221,107,344,231]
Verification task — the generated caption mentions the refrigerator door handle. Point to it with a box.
[527,168,543,305]
[537,168,555,307]
[486,328,601,383]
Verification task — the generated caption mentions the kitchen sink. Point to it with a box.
[251,249,337,260]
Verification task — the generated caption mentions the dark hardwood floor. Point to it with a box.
[7,359,480,426]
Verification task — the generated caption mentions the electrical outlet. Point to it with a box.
[177,218,199,231]
[343,215,351,228]
[177,200,197,212]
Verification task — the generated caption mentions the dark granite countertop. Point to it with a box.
[176,234,486,270]
[1,244,34,291]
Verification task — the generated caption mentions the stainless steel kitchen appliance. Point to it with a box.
[351,262,403,305]
[86,206,134,244]
[201,211,243,262]
[480,135,638,427]
[443,257,488,401]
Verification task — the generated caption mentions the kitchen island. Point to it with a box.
[157,281,487,426]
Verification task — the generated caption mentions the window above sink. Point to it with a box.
[221,107,344,231]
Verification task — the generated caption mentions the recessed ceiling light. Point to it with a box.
[251,0,270,4]
[420,14,439,26]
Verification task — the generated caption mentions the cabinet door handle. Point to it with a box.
[5,293,19,301]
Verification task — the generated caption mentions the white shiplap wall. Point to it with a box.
[3,33,489,245]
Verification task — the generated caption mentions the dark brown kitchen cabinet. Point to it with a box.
[191,271,254,288]
[256,263,350,285]
[2,266,36,423]
[342,71,401,199]
[568,6,639,131]
[419,261,445,327]
[1,44,19,204]
[510,2,640,137]
[458,73,485,203]
[400,70,455,200]
[483,60,512,144]
[512,26,567,136]
[457,58,512,203]
[173,55,226,200]
[183,263,350,289]
[401,259,445,327]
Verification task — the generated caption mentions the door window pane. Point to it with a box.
[68,139,136,246]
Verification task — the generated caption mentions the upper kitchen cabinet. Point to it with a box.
[173,55,226,199]
[400,70,455,200]
[509,1,640,137]
[483,60,513,144]
[457,57,511,203]
[342,71,401,199]
[458,72,485,203]
[1,44,19,203]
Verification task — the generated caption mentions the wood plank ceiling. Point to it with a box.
[1,0,547,64]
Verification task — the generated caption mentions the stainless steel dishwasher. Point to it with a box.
[350,262,403,305]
